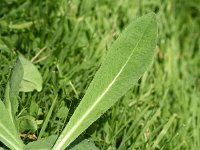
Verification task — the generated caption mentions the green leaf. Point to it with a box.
[18,55,43,92]
[29,99,39,117]
[69,139,99,150]
[56,101,69,119]
[18,115,37,133]
[0,100,24,150]
[53,12,158,150]
[4,57,23,124]
[23,135,57,150]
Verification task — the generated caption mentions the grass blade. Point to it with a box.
[153,114,177,148]
[38,95,58,139]
[53,12,157,150]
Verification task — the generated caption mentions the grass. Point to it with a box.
[0,0,200,149]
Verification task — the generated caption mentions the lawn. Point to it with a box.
[0,0,200,149]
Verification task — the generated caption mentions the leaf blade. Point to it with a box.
[53,12,158,150]
[23,135,57,150]
[19,55,43,92]
[69,139,99,150]
[0,100,24,150]
[4,57,23,124]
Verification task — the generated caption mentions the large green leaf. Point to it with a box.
[18,55,43,92]
[53,12,158,150]
[0,100,24,150]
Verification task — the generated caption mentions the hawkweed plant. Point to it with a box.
[0,12,157,150]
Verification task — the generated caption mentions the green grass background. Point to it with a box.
[0,0,200,149]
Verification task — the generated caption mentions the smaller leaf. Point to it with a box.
[19,55,43,92]
[4,57,23,124]
[18,115,37,133]
[24,135,57,150]
[29,99,39,117]
[56,102,69,119]
[0,100,24,150]
[69,139,99,150]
